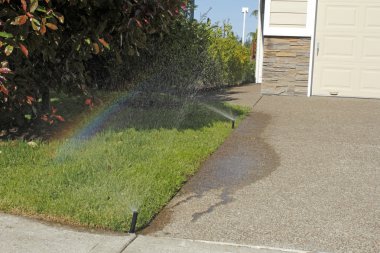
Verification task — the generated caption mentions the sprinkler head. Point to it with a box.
[129,211,138,233]
[231,120,235,129]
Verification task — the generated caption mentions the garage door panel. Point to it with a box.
[313,0,380,99]
[365,7,380,28]
[325,6,357,28]
[324,36,356,57]
[362,38,380,58]
[322,69,353,89]
[360,69,380,91]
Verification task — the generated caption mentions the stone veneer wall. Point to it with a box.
[262,37,311,96]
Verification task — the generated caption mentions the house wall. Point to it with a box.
[261,37,311,95]
[269,0,308,28]
[259,0,316,96]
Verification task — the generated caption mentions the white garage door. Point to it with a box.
[312,0,380,98]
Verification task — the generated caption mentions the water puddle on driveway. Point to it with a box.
[143,112,280,234]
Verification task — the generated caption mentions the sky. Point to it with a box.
[194,0,259,41]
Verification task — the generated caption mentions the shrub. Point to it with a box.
[103,19,255,96]
[0,2,254,131]
[133,19,223,94]
[208,21,255,85]
[0,0,187,129]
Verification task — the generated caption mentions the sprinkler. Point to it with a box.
[231,120,235,129]
[129,211,138,233]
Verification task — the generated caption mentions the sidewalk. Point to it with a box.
[0,213,313,253]
[122,236,318,253]
[0,213,135,253]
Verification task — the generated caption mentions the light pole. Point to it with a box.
[190,0,195,21]
[241,7,249,46]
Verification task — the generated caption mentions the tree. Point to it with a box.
[208,21,252,84]
[251,9,258,18]
[250,9,258,61]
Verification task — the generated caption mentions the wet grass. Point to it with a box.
[0,92,249,232]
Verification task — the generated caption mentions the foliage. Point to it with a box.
[102,18,255,96]
[208,21,255,85]
[0,1,254,131]
[0,0,187,129]
[136,18,255,90]
[133,19,224,94]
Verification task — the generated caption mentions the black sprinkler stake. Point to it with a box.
[129,211,138,233]
[232,120,235,129]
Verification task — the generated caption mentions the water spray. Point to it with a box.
[129,211,138,233]
[232,120,235,129]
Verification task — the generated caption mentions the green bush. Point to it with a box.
[1,2,254,131]
[208,21,255,85]
[127,19,256,92]
[132,19,224,93]
[103,19,255,94]
[0,0,187,129]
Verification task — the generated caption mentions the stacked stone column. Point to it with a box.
[262,37,311,96]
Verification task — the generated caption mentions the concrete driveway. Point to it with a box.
[144,89,380,253]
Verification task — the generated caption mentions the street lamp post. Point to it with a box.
[190,0,195,21]
[241,7,249,46]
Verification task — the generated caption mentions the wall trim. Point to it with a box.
[307,0,318,96]
[264,28,311,37]
[255,0,264,83]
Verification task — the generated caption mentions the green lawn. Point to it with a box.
[0,93,249,232]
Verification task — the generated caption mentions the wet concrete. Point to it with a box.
[143,85,279,236]
[143,111,279,235]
